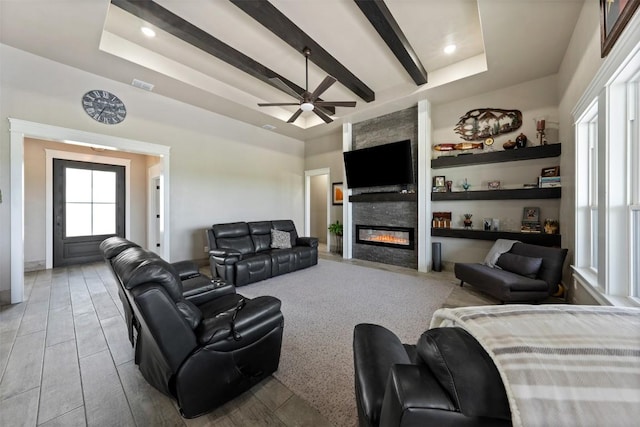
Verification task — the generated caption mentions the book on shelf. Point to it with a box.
[538,176,561,188]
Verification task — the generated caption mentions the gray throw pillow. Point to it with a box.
[496,252,543,278]
[271,229,292,249]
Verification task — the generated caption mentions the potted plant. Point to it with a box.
[328,220,343,254]
[328,220,343,236]
[463,213,473,229]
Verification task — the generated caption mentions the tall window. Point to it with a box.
[574,44,640,305]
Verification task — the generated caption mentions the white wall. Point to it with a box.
[304,131,344,228]
[0,44,305,296]
[430,75,561,264]
[23,138,151,270]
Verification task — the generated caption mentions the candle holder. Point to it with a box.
[536,119,546,145]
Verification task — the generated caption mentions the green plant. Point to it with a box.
[328,220,343,236]
[464,213,473,220]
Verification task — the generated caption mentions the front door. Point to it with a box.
[53,159,125,267]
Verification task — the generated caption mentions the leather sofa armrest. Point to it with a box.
[296,237,318,248]
[183,279,236,306]
[380,364,462,426]
[171,260,201,280]
[209,248,242,264]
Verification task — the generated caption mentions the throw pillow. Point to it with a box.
[496,252,543,278]
[271,229,292,249]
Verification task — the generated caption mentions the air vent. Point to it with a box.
[131,79,154,91]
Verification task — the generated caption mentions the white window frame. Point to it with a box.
[572,22,640,307]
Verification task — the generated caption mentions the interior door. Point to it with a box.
[53,159,125,267]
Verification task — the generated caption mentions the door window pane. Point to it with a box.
[93,170,116,203]
[66,203,92,237]
[93,204,116,235]
[65,169,92,202]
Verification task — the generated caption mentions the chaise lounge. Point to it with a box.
[454,240,568,303]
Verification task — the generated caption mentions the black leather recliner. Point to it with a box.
[206,220,318,286]
[101,238,284,418]
[353,323,511,427]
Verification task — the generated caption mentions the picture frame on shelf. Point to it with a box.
[541,166,560,177]
[433,176,446,187]
[600,0,640,57]
[523,207,540,222]
[488,180,501,190]
[332,182,343,205]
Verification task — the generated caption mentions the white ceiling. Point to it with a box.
[0,0,585,141]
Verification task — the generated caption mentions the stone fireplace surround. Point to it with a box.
[350,106,419,269]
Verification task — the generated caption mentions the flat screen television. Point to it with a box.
[343,140,414,189]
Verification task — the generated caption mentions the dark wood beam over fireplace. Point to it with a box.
[229,0,375,103]
[354,0,428,85]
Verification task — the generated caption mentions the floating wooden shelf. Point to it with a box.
[431,187,561,201]
[431,144,561,169]
[349,192,417,203]
[431,228,561,246]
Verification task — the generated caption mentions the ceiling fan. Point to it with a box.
[258,47,356,124]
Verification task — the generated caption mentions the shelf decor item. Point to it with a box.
[463,213,473,229]
[433,176,446,187]
[600,0,640,57]
[536,119,547,145]
[462,178,471,191]
[488,180,501,190]
[433,142,484,151]
[515,133,528,149]
[523,207,540,222]
[454,108,523,141]
[541,166,560,177]
[544,219,559,234]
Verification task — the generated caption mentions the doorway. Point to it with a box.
[52,159,125,267]
[304,168,330,252]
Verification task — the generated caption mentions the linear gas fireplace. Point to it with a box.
[356,225,414,250]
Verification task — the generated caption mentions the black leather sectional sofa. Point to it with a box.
[206,220,318,286]
[353,323,511,427]
[99,237,284,418]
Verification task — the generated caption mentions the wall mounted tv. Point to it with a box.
[343,140,414,189]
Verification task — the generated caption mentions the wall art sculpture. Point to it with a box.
[454,108,522,141]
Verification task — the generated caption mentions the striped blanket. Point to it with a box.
[430,305,640,427]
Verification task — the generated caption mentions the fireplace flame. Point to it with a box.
[368,234,409,245]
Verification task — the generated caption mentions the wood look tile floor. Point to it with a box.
[0,263,332,427]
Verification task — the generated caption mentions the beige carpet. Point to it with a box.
[239,259,455,427]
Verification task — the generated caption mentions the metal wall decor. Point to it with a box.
[454,108,522,141]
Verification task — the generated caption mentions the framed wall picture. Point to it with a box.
[541,166,560,177]
[332,182,344,205]
[522,207,540,223]
[433,176,445,187]
[600,0,640,57]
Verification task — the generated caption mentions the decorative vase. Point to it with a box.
[515,133,527,149]
[463,219,473,229]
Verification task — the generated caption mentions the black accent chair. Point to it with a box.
[100,237,284,418]
[455,242,568,303]
[353,323,511,427]
[206,220,318,286]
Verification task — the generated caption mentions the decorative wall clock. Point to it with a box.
[82,90,127,124]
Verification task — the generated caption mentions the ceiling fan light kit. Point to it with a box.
[258,47,356,124]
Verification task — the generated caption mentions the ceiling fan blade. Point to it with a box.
[314,101,357,108]
[313,107,333,124]
[309,76,336,102]
[269,77,304,101]
[258,102,301,107]
[314,105,333,117]
[287,109,304,123]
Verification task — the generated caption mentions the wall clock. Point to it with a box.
[82,90,127,124]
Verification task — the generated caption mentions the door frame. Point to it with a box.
[45,149,131,269]
[304,167,330,251]
[9,118,171,303]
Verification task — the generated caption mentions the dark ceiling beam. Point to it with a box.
[354,0,428,86]
[229,0,375,103]
[110,0,334,114]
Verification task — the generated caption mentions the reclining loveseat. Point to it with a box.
[100,237,284,418]
[206,220,318,286]
[455,241,568,303]
[353,323,511,427]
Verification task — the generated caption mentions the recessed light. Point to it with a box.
[141,26,156,38]
[444,44,456,55]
